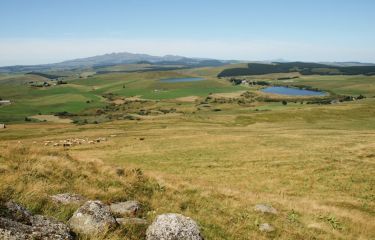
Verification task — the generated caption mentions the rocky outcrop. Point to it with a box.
[68,200,117,236]
[146,213,203,240]
[109,200,140,217]
[0,201,73,240]
[254,204,277,215]
[51,193,85,205]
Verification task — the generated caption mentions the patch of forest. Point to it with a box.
[218,62,375,77]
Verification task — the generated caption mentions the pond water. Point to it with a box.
[261,86,326,96]
[160,77,204,83]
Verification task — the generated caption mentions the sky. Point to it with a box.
[0,0,375,66]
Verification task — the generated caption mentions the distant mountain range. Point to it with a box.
[0,52,374,73]
[0,52,230,73]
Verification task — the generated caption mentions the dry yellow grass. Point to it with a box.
[30,114,73,123]
[0,143,162,239]
[1,98,374,239]
[174,96,200,102]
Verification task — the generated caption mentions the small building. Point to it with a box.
[0,100,11,105]
[0,123,5,129]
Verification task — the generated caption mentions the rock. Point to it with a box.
[146,213,203,240]
[254,204,277,215]
[259,223,275,232]
[116,217,147,225]
[0,217,33,239]
[68,200,117,236]
[0,202,73,240]
[51,193,85,205]
[4,201,32,225]
[109,201,140,217]
[28,215,73,239]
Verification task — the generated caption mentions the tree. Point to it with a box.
[282,100,288,105]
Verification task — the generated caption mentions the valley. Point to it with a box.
[1,61,374,239]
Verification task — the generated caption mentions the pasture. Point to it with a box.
[0,66,374,239]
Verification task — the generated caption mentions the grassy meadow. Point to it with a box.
[0,66,374,239]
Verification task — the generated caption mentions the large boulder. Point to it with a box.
[0,201,73,240]
[109,200,140,217]
[146,213,203,240]
[68,200,117,236]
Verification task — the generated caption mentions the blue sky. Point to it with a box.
[1,0,374,66]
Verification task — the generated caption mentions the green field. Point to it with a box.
[0,68,247,122]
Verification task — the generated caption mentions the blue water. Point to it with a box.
[160,77,204,83]
[261,86,325,96]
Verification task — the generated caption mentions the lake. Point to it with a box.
[261,86,326,96]
[160,77,204,83]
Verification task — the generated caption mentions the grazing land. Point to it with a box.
[0,63,374,239]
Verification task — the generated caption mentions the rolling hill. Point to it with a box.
[0,52,230,73]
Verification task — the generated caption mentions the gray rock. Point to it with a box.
[0,202,73,240]
[68,200,117,236]
[0,217,33,239]
[116,217,147,225]
[254,204,277,214]
[28,215,73,239]
[4,201,33,225]
[146,213,203,240]
[110,200,140,217]
[51,193,85,205]
[259,223,275,232]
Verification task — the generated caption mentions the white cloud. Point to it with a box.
[0,38,374,66]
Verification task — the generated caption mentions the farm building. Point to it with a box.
[0,100,11,105]
[0,124,5,129]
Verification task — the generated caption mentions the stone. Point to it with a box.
[51,193,85,205]
[109,201,140,217]
[116,217,147,225]
[259,223,275,232]
[0,202,73,240]
[254,204,277,214]
[68,200,117,236]
[4,201,32,225]
[28,215,73,239]
[146,213,203,240]
[0,217,33,240]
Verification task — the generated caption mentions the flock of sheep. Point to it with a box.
[43,136,111,147]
